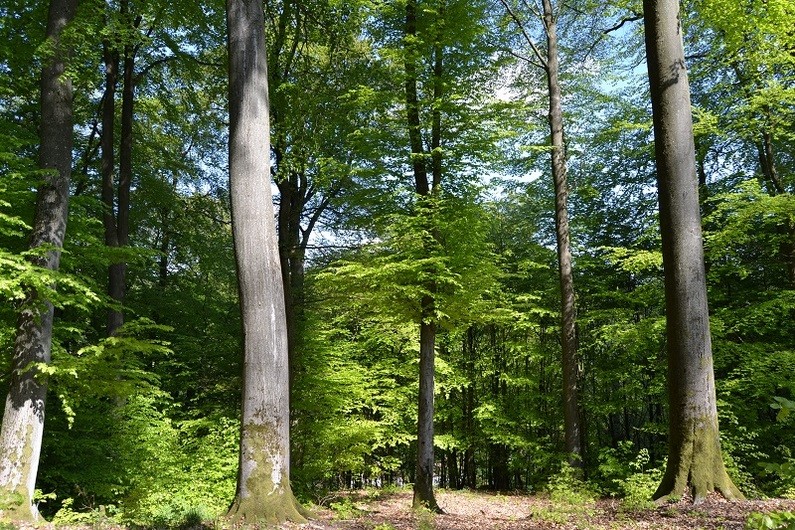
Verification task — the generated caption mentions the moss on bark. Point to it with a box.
[653,415,744,503]
[226,486,309,525]
[0,404,41,522]
[226,422,310,524]
[0,489,29,523]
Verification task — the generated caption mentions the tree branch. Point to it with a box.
[498,0,548,68]
[602,13,643,35]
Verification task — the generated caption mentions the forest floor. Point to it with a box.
[9,489,795,529]
[294,489,795,530]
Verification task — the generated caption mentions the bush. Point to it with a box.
[745,511,795,530]
[618,450,663,511]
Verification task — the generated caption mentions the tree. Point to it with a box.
[0,0,78,520]
[642,0,743,502]
[100,0,141,336]
[225,0,306,522]
[684,0,795,285]
[498,0,583,468]
[264,0,375,397]
[403,0,443,510]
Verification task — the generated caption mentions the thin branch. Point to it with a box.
[685,51,710,62]
[602,13,642,35]
[134,55,177,83]
[301,194,335,249]
[521,0,543,19]
[498,0,548,68]
[505,47,543,68]
[304,243,363,251]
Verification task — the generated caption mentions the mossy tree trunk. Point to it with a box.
[226,0,307,522]
[643,0,743,504]
[0,0,77,521]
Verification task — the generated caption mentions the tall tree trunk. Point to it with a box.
[0,0,77,520]
[101,0,137,336]
[157,176,177,288]
[447,448,459,489]
[101,38,120,334]
[643,0,743,503]
[226,0,307,522]
[405,0,442,512]
[754,128,795,287]
[542,0,583,469]
[404,0,429,196]
[787,223,795,287]
[276,169,307,395]
[109,30,135,334]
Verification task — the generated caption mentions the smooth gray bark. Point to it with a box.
[643,0,742,503]
[499,0,583,468]
[541,0,583,469]
[226,0,306,522]
[0,0,77,521]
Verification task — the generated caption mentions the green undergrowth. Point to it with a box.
[745,511,795,530]
[415,506,436,530]
[595,442,664,511]
[530,467,599,524]
[329,496,367,520]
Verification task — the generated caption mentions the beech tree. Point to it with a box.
[498,0,583,468]
[100,0,140,336]
[0,0,77,521]
[225,0,307,522]
[403,0,444,511]
[643,0,743,502]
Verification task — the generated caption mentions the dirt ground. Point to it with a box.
[7,489,795,529]
[297,489,795,530]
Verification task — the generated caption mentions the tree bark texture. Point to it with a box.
[542,0,583,469]
[643,0,743,503]
[0,0,77,521]
[226,0,306,522]
[415,312,438,509]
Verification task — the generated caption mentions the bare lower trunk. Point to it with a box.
[226,0,306,522]
[542,0,582,468]
[0,0,77,521]
[654,413,740,501]
[413,309,440,511]
[643,0,742,503]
